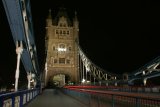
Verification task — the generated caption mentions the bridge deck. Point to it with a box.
[24,89,88,107]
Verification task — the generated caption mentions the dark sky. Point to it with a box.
[30,0,160,74]
[0,0,160,85]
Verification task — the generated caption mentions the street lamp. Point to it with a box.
[82,78,85,83]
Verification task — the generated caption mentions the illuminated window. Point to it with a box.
[59,58,65,64]
[58,44,66,52]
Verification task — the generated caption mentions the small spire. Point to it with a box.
[75,11,77,16]
[48,9,52,19]
[74,10,78,21]
[73,10,79,28]
[49,9,51,13]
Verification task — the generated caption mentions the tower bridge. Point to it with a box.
[44,7,121,87]
[1,0,160,107]
[2,0,159,89]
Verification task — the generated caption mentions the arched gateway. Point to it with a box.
[44,8,79,87]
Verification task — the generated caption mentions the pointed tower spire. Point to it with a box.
[73,10,79,44]
[46,9,52,27]
[73,10,79,29]
[74,11,78,21]
[48,9,52,19]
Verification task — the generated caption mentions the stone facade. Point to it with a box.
[45,8,79,85]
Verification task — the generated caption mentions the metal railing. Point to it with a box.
[62,86,160,107]
[64,85,160,93]
[0,88,40,107]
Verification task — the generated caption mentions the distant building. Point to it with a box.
[45,8,79,87]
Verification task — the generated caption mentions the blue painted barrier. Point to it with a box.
[0,88,39,107]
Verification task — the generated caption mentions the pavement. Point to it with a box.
[24,89,88,107]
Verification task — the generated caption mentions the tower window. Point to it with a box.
[67,31,69,35]
[69,47,71,51]
[59,44,65,48]
[54,59,57,63]
[53,46,55,51]
[58,44,66,52]
[60,30,62,34]
[67,59,70,64]
[63,30,66,34]
[56,30,59,34]
[59,58,65,64]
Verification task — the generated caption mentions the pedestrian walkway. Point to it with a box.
[24,89,88,107]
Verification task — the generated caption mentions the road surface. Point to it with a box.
[24,89,88,107]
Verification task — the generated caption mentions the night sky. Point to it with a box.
[0,0,160,86]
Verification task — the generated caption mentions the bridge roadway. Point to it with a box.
[24,89,88,107]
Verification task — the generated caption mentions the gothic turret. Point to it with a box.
[46,9,52,27]
[73,11,79,29]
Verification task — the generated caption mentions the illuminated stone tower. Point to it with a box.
[45,8,79,86]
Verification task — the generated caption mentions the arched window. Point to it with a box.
[54,59,57,64]
[63,30,66,35]
[53,46,55,51]
[59,44,65,48]
[69,47,71,51]
[56,30,59,34]
[60,30,62,34]
[58,44,66,52]
[67,30,69,35]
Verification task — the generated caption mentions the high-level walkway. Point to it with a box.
[24,89,88,107]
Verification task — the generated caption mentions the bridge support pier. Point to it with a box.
[15,41,23,91]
